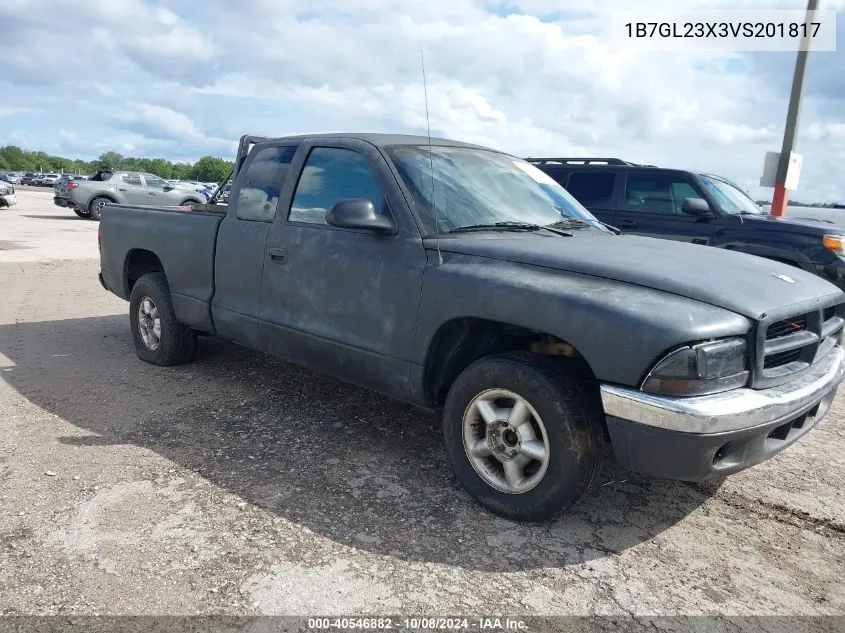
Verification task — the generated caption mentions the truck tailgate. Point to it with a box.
[99,204,225,332]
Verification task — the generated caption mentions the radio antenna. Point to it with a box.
[421,48,443,266]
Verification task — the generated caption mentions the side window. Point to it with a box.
[236,145,297,222]
[565,171,616,208]
[625,173,698,215]
[289,147,384,225]
[120,173,143,186]
[144,174,167,189]
[670,182,700,212]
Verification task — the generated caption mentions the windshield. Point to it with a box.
[387,145,607,235]
[699,175,765,215]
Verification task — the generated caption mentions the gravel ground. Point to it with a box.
[0,191,843,625]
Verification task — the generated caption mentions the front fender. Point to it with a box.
[414,255,752,387]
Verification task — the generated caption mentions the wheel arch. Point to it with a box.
[89,192,118,206]
[422,317,599,409]
[123,249,166,297]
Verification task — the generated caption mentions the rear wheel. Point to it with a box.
[443,352,605,521]
[88,196,112,221]
[129,273,197,366]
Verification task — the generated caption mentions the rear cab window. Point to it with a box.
[235,145,298,222]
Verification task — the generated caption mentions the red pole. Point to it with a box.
[769,0,818,218]
[771,183,789,217]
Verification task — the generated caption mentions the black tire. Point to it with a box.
[179,198,200,207]
[88,196,113,221]
[129,272,197,366]
[443,352,605,522]
[73,209,91,218]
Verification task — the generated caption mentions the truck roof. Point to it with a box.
[258,132,497,152]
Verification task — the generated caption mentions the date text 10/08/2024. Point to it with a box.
[307,618,529,631]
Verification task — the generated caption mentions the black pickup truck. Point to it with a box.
[98,133,845,521]
[527,158,845,291]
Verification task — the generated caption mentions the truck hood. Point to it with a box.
[435,231,843,320]
[739,212,841,231]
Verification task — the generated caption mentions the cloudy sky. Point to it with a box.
[2,0,843,202]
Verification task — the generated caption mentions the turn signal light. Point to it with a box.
[823,235,845,254]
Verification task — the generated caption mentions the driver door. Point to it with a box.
[117,173,153,205]
[614,171,716,245]
[142,173,179,205]
[260,139,427,400]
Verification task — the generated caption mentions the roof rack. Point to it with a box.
[524,157,636,166]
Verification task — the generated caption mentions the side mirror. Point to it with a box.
[681,197,711,217]
[326,199,396,233]
[163,185,174,192]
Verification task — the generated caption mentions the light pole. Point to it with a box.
[770,0,820,217]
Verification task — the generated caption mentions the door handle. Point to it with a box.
[149,192,157,196]
[268,248,288,264]
[118,188,127,192]
[620,219,638,229]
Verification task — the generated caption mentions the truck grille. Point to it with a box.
[756,301,844,387]
[766,315,807,340]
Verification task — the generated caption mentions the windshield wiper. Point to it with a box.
[547,218,592,229]
[448,221,544,234]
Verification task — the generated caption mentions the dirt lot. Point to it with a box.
[1,191,844,624]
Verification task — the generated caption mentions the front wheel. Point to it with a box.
[443,352,605,522]
[129,273,197,366]
[73,209,91,218]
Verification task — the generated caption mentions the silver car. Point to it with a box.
[0,181,16,208]
[54,170,207,220]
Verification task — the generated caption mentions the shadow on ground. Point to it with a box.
[21,215,85,221]
[0,314,720,571]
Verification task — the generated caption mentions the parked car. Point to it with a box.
[98,133,845,521]
[0,172,21,185]
[38,173,60,187]
[54,175,87,191]
[528,157,845,291]
[0,180,16,208]
[20,173,38,186]
[54,170,207,220]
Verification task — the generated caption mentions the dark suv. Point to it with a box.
[528,157,845,291]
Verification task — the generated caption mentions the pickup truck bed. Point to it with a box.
[100,204,225,334]
[98,132,845,522]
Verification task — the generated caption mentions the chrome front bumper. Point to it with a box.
[0,193,17,207]
[600,345,845,435]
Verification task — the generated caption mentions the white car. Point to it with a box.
[0,181,16,208]
[40,174,60,186]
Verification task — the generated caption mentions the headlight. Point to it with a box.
[823,234,845,256]
[642,337,749,397]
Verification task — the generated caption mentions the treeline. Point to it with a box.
[756,199,845,209]
[0,146,234,182]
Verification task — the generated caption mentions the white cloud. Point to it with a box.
[0,0,843,201]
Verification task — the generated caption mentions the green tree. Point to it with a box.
[192,155,233,182]
[3,144,241,183]
[94,151,125,171]
[0,146,33,171]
